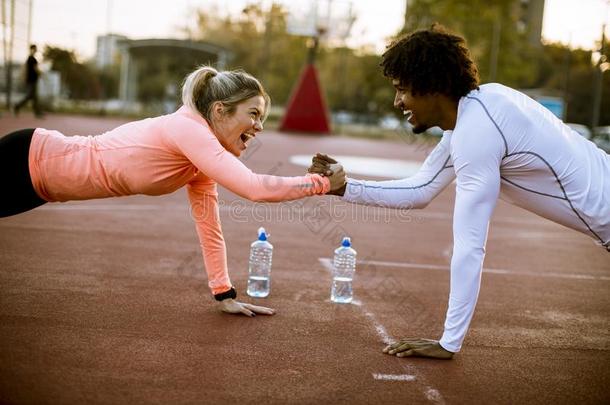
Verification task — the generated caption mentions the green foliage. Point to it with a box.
[402,0,540,86]
[189,1,609,123]
[399,0,609,125]
[190,3,401,117]
[43,46,102,99]
[192,3,308,105]
[41,1,609,126]
[98,65,120,99]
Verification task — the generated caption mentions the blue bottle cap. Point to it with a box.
[341,237,351,247]
[258,227,268,241]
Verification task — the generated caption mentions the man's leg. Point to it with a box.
[32,83,43,117]
[13,84,35,115]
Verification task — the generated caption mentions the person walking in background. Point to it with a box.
[309,24,609,360]
[0,65,346,316]
[13,44,43,118]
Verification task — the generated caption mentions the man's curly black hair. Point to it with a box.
[381,24,479,100]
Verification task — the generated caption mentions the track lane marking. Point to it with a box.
[319,258,445,404]
[354,259,610,281]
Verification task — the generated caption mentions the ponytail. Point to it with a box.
[181,65,270,124]
[182,66,218,118]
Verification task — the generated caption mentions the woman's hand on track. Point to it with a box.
[218,299,276,317]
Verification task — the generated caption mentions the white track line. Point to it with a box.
[357,259,610,282]
[319,258,444,403]
[350,298,394,346]
[402,364,446,404]
[319,259,396,345]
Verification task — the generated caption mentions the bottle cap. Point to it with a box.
[258,227,268,241]
[341,236,351,247]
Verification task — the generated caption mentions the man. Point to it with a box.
[309,25,609,360]
[14,44,43,118]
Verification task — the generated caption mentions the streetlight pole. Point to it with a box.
[3,0,15,108]
[562,34,572,121]
[489,12,501,83]
[591,23,606,130]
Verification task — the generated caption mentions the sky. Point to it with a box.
[15,0,610,61]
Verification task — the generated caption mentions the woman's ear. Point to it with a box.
[211,101,225,121]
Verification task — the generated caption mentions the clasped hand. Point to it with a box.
[307,153,346,195]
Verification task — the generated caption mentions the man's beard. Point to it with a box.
[412,124,427,134]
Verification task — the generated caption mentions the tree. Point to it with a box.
[189,0,610,126]
[43,46,101,99]
[192,3,308,105]
[190,3,395,116]
[401,0,610,126]
[402,0,540,86]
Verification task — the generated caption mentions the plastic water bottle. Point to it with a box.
[247,227,273,298]
[331,237,357,303]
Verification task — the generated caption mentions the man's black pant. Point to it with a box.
[14,82,42,117]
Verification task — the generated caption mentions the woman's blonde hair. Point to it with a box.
[181,66,270,124]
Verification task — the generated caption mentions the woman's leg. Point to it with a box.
[0,128,47,217]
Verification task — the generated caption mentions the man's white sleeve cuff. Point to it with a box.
[439,337,461,353]
[341,178,361,203]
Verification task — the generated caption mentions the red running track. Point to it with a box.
[1,113,608,404]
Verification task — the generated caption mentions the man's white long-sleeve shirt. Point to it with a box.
[342,83,610,353]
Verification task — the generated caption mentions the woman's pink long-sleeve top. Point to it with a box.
[28,106,330,295]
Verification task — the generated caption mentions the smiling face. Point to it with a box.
[392,79,459,134]
[211,95,266,157]
[392,79,442,134]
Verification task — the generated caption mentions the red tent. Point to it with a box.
[279,64,331,134]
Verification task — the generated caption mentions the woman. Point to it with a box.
[0,66,346,317]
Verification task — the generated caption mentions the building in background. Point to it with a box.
[95,33,127,69]
[117,38,231,111]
